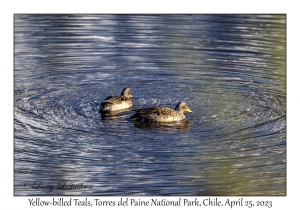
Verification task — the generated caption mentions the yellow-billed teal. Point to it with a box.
[100,88,133,113]
[130,101,192,122]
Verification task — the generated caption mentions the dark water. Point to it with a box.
[14,14,286,196]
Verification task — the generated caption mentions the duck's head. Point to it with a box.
[175,102,192,113]
[121,87,133,98]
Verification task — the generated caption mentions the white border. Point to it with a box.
[2,0,297,209]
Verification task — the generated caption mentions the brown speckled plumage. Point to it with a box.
[130,102,192,122]
[100,88,133,113]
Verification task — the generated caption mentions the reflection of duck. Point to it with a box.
[100,88,133,114]
[101,108,132,119]
[133,118,193,131]
[130,102,192,122]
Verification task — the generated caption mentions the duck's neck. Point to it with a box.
[123,96,130,100]
[175,108,185,114]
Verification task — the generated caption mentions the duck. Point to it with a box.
[130,101,192,122]
[100,88,133,113]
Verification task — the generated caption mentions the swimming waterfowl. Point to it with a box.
[100,88,133,113]
[130,102,192,122]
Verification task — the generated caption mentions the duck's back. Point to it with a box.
[131,107,185,122]
[100,95,132,112]
[102,95,123,104]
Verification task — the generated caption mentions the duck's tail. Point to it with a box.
[100,102,112,113]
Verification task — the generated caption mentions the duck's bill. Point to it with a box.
[186,108,192,113]
[130,94,133,98]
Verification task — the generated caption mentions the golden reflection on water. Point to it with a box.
[195,145,285,195]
